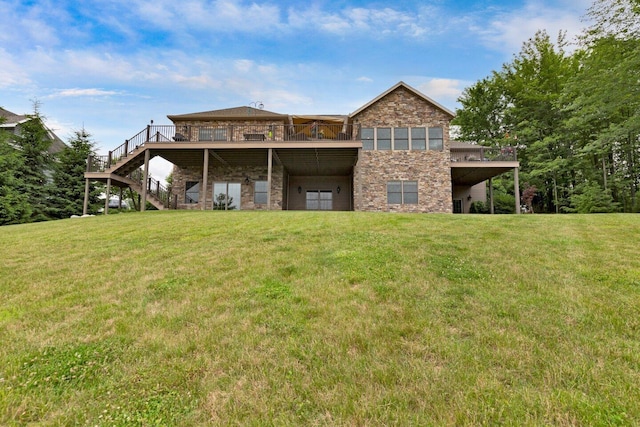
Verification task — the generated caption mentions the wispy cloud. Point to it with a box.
[48,88,122,98]
[470,0,587,55]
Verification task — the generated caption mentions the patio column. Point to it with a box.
[202,149,209,211]
[83,178,90,215]
[104,177,111,215]
[141,149,150,212]
[514,167,521,214]
[267,148,273,210]
[489,177,494,215]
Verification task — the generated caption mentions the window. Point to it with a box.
[362,128,374,150]
[199,128,213,141]
[185,181,199,204]
[254,181,268,204]
[306,190,333,210]
[213,182,241,210]
[199,127,226,141]
[387,181,418,205]
[429,127,444,151]
[411,127,426,150]
[377,128,391,150]
[213,128,227,141]
[394,127,409,150]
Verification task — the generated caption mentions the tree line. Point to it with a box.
[453,0,639,213]
[0,109,102,225]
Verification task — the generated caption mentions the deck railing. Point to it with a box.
[130,123,360,144]
[450,146,517,162]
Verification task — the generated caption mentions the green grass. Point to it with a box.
[1,211,639,426]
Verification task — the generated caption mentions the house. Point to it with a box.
[0,107,66,154]
[84,82,520,214]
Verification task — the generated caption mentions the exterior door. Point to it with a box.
[213,182,241,210]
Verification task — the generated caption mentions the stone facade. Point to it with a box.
[352,85,453,213]
[167,82,456,213]
[171,164,284,210]
[354,151,452,213]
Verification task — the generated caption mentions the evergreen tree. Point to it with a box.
[0,126,32,225]
[12,104,54,222]
[47,129,101,218]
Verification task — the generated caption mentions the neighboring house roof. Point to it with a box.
[0,107,66,154]
[450,141,482,149]
[168,106,289,122]
[349,81,456,119]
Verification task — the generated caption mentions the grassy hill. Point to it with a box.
[1,211,639,425]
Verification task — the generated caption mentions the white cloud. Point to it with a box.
[473,0,587,55]
[415,78,471,110]
[49,88,122,98]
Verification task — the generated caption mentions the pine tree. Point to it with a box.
[47,129,101,218]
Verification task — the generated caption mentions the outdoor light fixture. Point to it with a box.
[467,195,472,201]
[244,176,251,185]
[337,186,341,194]
[298,186,302,194]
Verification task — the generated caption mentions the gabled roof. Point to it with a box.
[350,81,456,119]
[0,107,66,154]
[0,107,29,127]
[168,106,288,122]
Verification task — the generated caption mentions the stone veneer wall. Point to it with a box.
[171,164,284,210]
[174,119,288,141]
[352,86,453,213]
[354,151,452,213]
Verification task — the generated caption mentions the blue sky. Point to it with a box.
[1,0,592,179]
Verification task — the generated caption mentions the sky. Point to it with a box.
[1,0,593,180]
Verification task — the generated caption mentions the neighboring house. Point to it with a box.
[84,82,520,214]
[0,107,66,155]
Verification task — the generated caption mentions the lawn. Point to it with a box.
[1,211,639,426]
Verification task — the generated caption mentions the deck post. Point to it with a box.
[514,167,521,214]
[489,177,494,215]
[104,177,111,215]
[267,148,273,210]
[141,149,150,212]
[83,178,90,215]
[202,149,209,210]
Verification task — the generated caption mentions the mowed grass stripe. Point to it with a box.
[0,212,639,425]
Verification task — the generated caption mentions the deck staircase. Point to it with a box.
[87,127,174,210]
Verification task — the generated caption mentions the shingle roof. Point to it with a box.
[0,107,28,125]
[168,106,288,121]
[0,107,66,154]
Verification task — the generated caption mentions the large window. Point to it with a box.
[361,126,440,151]
[387,181,418,205]
[394,127,409,150]
[185,181,199,204]
[411,127,426,150]
[362,128,374,150]
[377,128,391,150]
[429,127,444,151]
[199,127,227,141]
[254,181,268,204]
[213,182,241,210]
[306,190,333,210]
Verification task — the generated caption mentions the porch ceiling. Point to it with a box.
[451,162,518,186]
[153,147,359,176]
